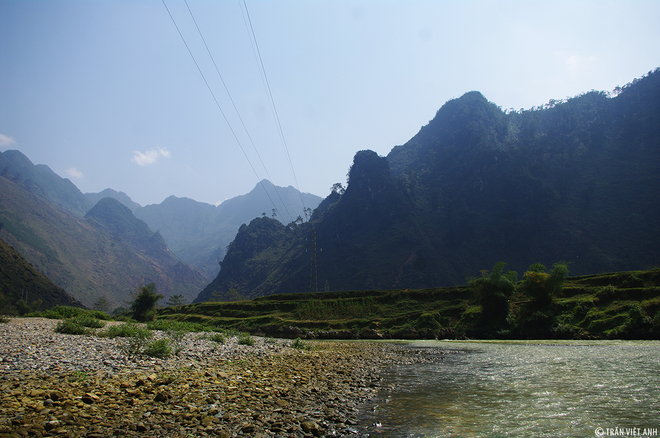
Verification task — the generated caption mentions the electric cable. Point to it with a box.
[161,0,280,218]
[183,0,295,223]
[240,0,309,217]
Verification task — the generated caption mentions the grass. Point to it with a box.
[146,319,212,333]
[101,322,151,338]
[38,306,109,321]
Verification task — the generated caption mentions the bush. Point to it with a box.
[72,315,106,329]
[165,330,186,355]
[142,339,172,358]
[117,329,154,356]
[55,319,89,335]
[208,333,226,344]
[238,334,255,346]
[291,337,313,350]
[101,323,151,339]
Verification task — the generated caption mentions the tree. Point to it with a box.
[130,283,163,322]
[166,294,187,307]
[93,296,111,314]
[469,261,517,333]
[330,182,345,195]
[519,262,568,306]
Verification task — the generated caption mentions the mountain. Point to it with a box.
[195,69,660,302]
[85,188,141,212]
[0,237,84,314]
[0,150,91,216]
[134,179,322,279]
[0,175,207,308]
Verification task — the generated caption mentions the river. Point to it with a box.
[359,340,660,437]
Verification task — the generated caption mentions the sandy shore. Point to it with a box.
[0,318,438,437]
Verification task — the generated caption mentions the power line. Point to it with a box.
[240,0,308,215]
[161,0,281,218]
[183,0,295,223]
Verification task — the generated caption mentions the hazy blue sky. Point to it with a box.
[1,1,659,207]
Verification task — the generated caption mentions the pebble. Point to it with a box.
[0,318,446,437]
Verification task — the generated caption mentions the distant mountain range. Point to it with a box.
[0,149,321,308]
[196,68,660,302]
[134,181,322,279]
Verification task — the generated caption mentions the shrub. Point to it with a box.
[117,329,154,356]
[291,337,312,350]
[208,333,226,344]
[143,339,172,358]
[238,334,255,346]
[55,319,89,335]
[165,330,186,355]
[102,323,151,339]
[71,315,105,329]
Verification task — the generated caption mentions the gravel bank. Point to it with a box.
[0,318,442,437]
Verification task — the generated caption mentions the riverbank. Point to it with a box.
[0,318,442,437]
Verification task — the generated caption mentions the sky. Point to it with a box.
[1,1,659,207]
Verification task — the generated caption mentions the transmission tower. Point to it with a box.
[309,229,317,293]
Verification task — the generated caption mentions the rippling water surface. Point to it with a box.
[360,340,660,437]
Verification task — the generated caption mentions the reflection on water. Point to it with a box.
[360,340,660,437]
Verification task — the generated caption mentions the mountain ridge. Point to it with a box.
[196,69,660,302]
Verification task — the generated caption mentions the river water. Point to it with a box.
[359,340,660,437]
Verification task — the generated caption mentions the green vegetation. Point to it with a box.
[130,283,163,322]
[291,337,313,350]
[101,322,151,339]
[54,315,105,335]
[166,294,187,307]
[67,371,90,383]
[207,333,226,344]
[39,305,109,321]
[159,267,660,340]
[55,318,90,335]
[141,338,172,358]
[238,334,255,346]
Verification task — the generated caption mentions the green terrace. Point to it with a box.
[156,268,660,340]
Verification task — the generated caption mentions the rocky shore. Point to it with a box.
[0,318,443,437]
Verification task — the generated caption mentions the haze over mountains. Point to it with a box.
[197,69,660,302]
[1,69,658,310]
[0,149,321,309]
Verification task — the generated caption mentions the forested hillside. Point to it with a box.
[196,69,660,302]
